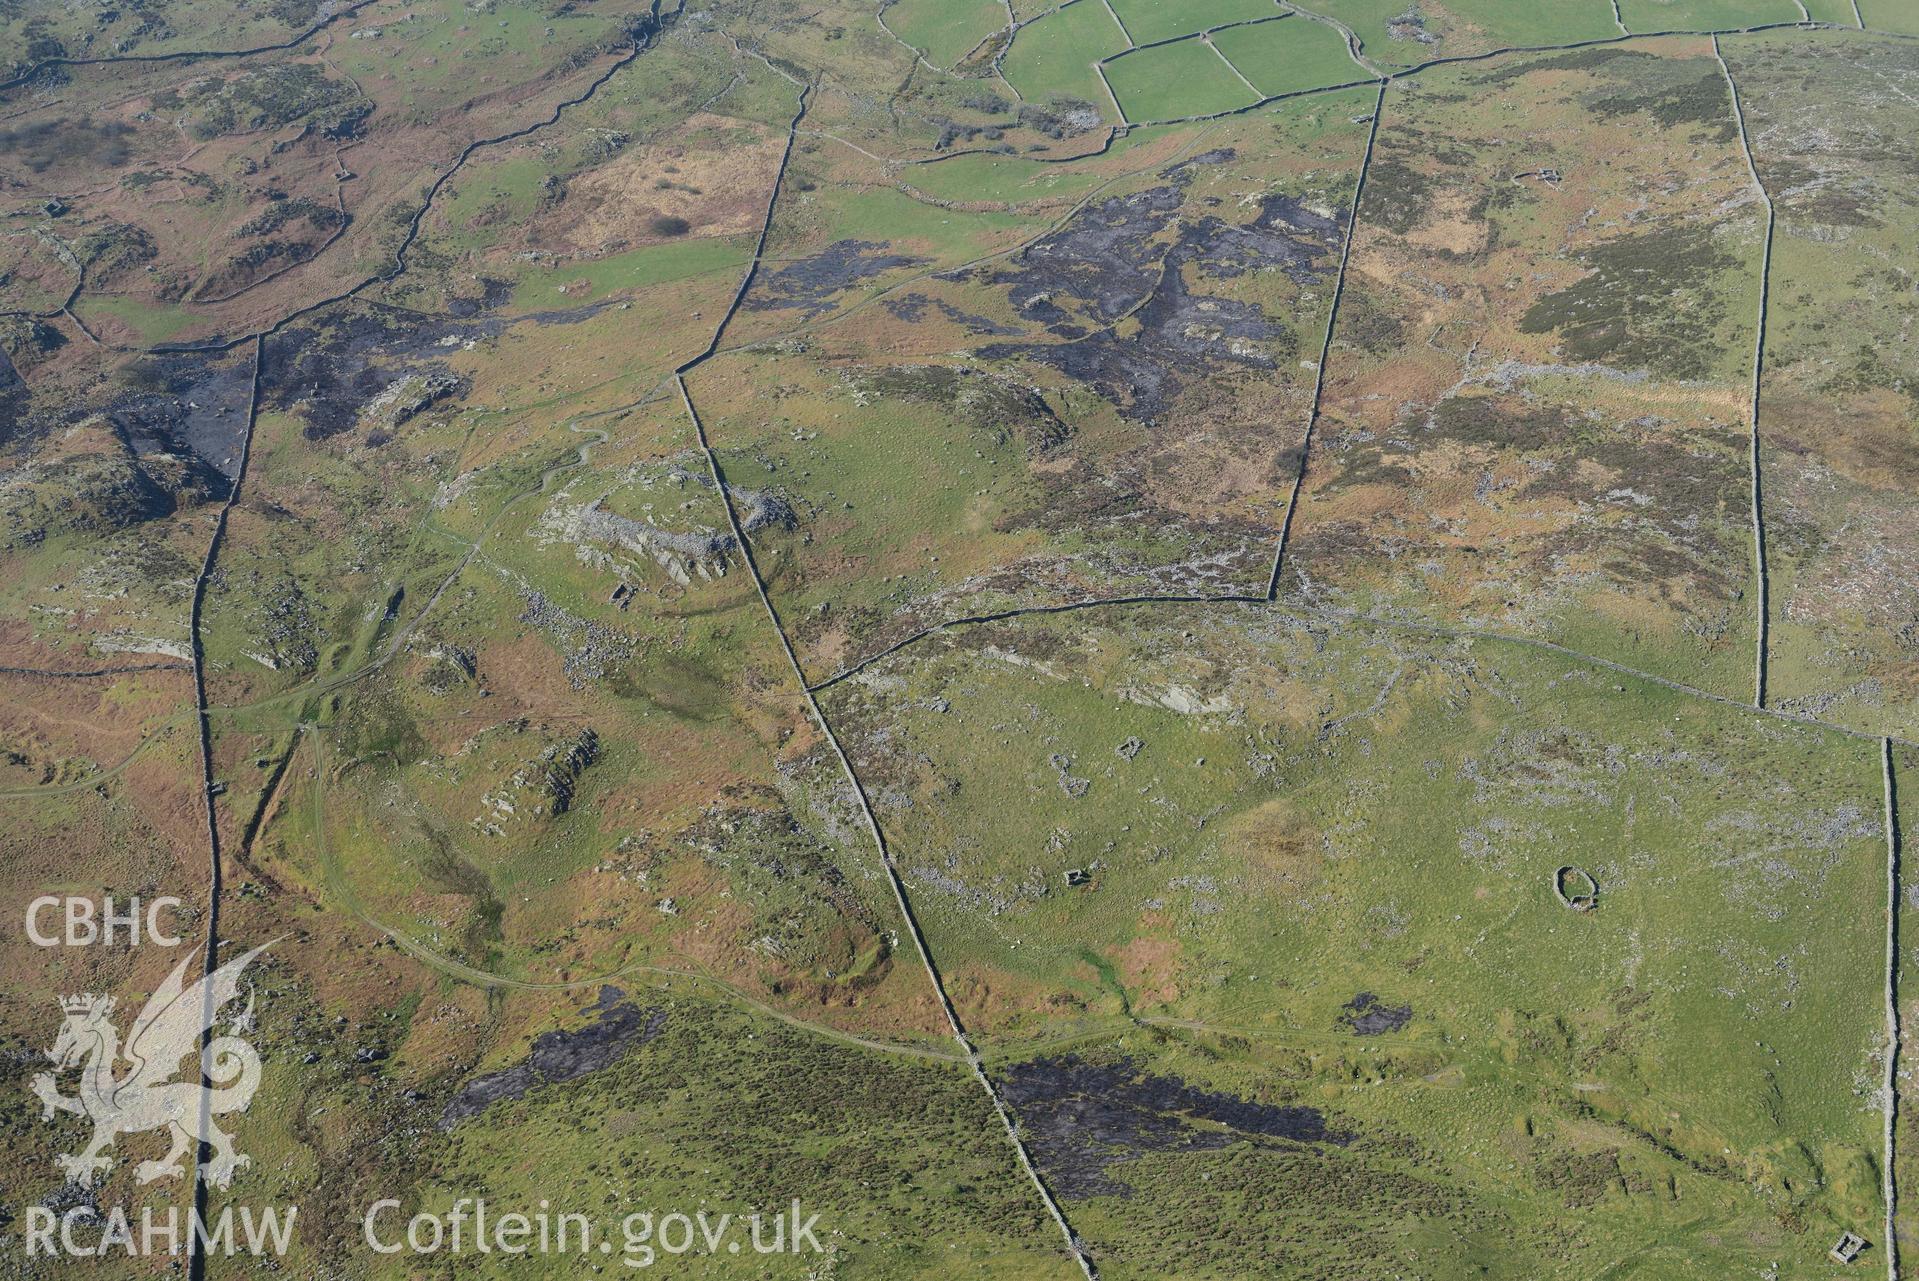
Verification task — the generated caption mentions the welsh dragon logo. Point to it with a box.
[31,943,269,1189]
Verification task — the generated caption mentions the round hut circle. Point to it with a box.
[1553,865,1599,912]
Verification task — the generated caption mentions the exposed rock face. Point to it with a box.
[0,416,225,548]
[844,364,1072,454]
[476,727,600,832]
[538,475,796,590]
[734,487,797,534]
[359,371,464,432]
[517,590,633,687]
[559,500,734,586]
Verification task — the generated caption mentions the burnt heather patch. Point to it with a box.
[998,1054,1349,1199]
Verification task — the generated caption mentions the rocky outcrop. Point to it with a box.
[476,727,600,833]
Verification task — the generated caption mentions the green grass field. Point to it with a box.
[1000,0,1132,116]
[1107,0,1280,43]
[1210,14,1366,96]
[1800,0,1860,21]
[884,0,1008,66]
[503,237,750,311]
[1439,0,1624,44]
[1617,0,1806,29]
[1104,37,1261,120]
[1856,0,1919,32]
[827,603,1890,1273]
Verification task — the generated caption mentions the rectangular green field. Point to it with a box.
[1857,0,1919,32]
[1618,0,1805,28]
[885,0,1008,67]
[1000,0,1131,116]
[1108,0,1280,43]
[1799,0,1859,21]
[1210,14,1365,96]
[1104,37,1261,120]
